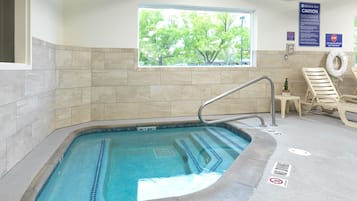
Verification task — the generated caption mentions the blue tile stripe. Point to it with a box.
[213,129,245,150]
[195,135,223,171]
[179,139,203,172]
[90,140,106,201]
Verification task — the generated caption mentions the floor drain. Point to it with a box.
[288,148,311,156]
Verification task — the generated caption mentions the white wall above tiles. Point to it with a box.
[31,0,63,44]
[59,0,357,51]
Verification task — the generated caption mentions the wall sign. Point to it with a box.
[287,32,295,41]
[299,2,320,46]
[325,34,342,47]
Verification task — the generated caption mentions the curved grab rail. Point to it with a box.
[198,75,277,126]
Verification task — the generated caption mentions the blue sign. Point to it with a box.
[299,2,320,46]
[326,34,342,47]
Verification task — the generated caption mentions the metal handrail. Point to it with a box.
[198,75,277,126]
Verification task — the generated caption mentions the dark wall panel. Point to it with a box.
[0,0,14,62]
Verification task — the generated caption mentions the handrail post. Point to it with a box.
[198,75,277,126]
[265,76,277,126]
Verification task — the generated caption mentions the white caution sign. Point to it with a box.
[268,176,288,188]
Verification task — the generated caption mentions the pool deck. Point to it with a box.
[0,113,356,201]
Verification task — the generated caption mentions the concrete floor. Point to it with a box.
[246,113,357,201]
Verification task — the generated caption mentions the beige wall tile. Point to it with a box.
[220,71,251,84]
[91,51,105,69]
[182,85,211,100]
[0,104,16,141]
[32,39,56,70]
[103,103,139,120]
[72,51,91,67]
[104,52,135,69]
[239,83,269,98]
[71,105,91,125]
[150,86,183,101]
[55,108,71,128]
[171,101,202,116]
[92,70,127,86]
[127,71,161,85]
[161,71,192,85]
[91,104,106,120]
[0,71,25,105]
[204,99,258,115]
[256,98,271,113]
[43,70,57,91]
[192,71,221,84]
[92,87,117,103]
[55,88,84,108]
[31,112,55,147]
[0,139,6,177]
[56,49,72,67]
[210,84,240,99]
[25,71,46,96]
[82,87,92,105]
[16,96,39,130]
[116,86,151,102]
[57,70,91,88]
[138,102,171,118]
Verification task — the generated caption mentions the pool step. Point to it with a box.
[174,130,243,174]
[205,127,249,154]
[190,133,223,172]
[174,138,205,173]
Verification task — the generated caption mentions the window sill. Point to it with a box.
[0,62,32,70]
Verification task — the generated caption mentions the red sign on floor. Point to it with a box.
[268,176,288,188]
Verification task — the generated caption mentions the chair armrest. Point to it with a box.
[341,94,357,104]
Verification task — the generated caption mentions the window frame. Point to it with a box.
[137,4,256,68]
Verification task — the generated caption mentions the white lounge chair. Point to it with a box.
[302,67,357,128]
[352,67,357,94]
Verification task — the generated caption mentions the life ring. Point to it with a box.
[326,50,347,78]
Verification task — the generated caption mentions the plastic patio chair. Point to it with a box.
[352,67,357,95]
[302,67,357,128]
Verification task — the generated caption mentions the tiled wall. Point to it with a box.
[55,46,91,128]
[1,38,356,178]
[90,49,356,120]
[0,38,56,178]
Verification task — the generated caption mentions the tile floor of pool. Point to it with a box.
[0,112,356,201]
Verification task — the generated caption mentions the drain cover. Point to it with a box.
[288,148,311,156]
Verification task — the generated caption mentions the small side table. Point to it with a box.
[275,95,302,118]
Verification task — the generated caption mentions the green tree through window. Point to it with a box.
[139,8,251,67]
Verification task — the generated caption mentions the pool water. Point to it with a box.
[36,125,250,201]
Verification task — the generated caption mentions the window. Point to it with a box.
[0,0,31,66]
[138,6,252,67]
[0,0,14,62]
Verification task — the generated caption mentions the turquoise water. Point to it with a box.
[36,125,250,201]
